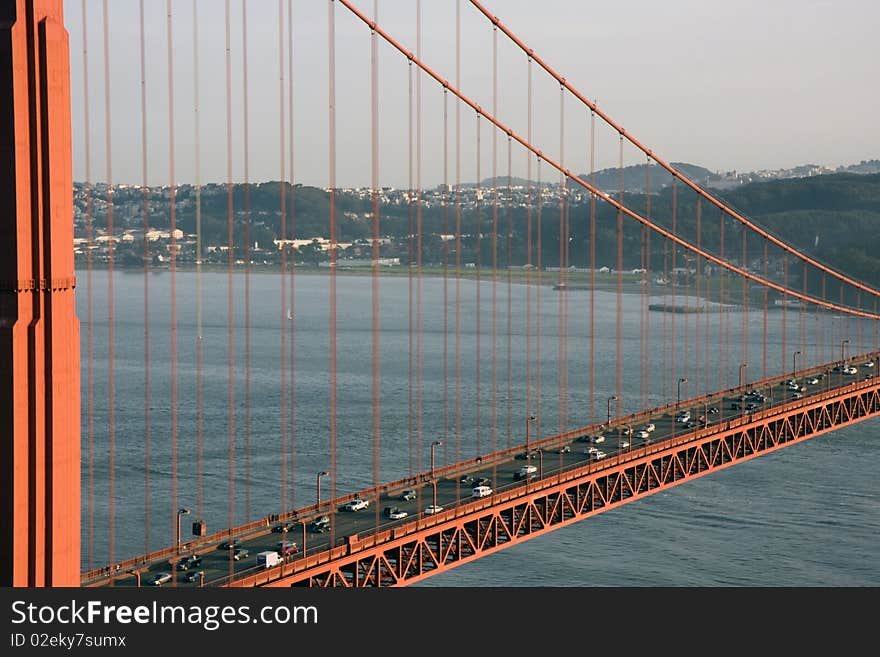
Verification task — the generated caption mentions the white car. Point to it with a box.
[806,377,819,385]
[843,366,858,375]
[863,361,875,368]
[148,572,173,586]
[343,498,369,512]
[620,441,630,448]
[472,485,493,498]
[591,450,607,460]
[591,435,605,444]
[386,508,408,520]
[635,430,650,439]
[644,423,656,433]
[424,505,444,515]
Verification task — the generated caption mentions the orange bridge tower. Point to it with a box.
[0,0,80,586]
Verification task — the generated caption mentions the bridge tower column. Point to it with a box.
[0,0,80,586]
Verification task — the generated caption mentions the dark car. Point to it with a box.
[218,538,241,551]
[309,515,330,533]
[271,522,297,534]
[183,570,205,583]
[232,548,249,561]
[515,449,540,460]
[474,477,491,487]
[176,555,202,571]
[459,475,475,485]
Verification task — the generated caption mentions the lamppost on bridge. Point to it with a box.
[176,507,191,554]
[430,440,443,511]
[525,415,537,459]
[606,396,617,427]
[676,378,688,409]
[128,569,140,588]
[840,339,849,366]
[739,362,748,414]
[793,350,801,389]
[316,471,329,510]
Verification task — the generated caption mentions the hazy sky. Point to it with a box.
[65,0,880,189]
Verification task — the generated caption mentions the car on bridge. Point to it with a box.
[176,555,202,571]
[384,506,408,520]
[183,570,204,584]
[424,504,444,515]
[147,572,173,586]
[272,522,297,533]
[843,366,858,375]
[343,498,369,512]
[515,448,541,460]
[643,423,656,433]
[675,411,691,423]
[232,548,249,561]
[309,515,331,533]
[276,540,299,556]
[400,489,417,501]
[472,485,493,498]
[554,445,571,454]
[514,464,537,480]
[218,538,241,551]
[635,429,650,439]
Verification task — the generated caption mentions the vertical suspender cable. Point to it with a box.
[615,134,623,419]
[695,195,702,395]
[560,86,568,432]
[407,60,414,476]
[718,211,726,389]
[223,0,235,568]
[278,0,289,517]
[192,0,204,528]
[536,157,542,436]
[328,0,339,526]
[166,0,179,556]
[491,25,498,460]
[454,0,461,489]
[442,87,449,464]
[81,0,95,570]
[670,177,677,396]
[475,112,482,456]
[101,0,116,576]
[138,0,151,555]
[643,157,652,406]
[762,240,768,380]
[589,109,595,424]
[741,223,748,379]
[287,0,296,512]
[506,135,513,448]
[781,253,788,376]
[241,0,252,523]
[371,0,381,519]
[525,58,533,431]
[416,0,423,479]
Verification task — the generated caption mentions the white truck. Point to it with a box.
[255,550,281,569]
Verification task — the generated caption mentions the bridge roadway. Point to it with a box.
[85,354,878,587]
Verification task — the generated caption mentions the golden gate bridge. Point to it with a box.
[2,0,878,587]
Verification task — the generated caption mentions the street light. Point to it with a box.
[431,440,443,510]
[606,396,617,426]
[128,569,140,588]
[739,362,748,414]
[676,378,688,409]
[316,470,329,510]
[525,415,537,460]
[840,339,849,366]
[792,350,801,380]
[176,507,191,553]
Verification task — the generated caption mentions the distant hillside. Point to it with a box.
[572,161,719,193]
